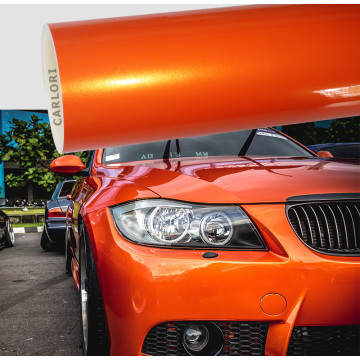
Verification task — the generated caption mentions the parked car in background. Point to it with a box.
[51,127,360,356]
[40,179,76,251]
[0,198,15,249]
[307,142,360,160]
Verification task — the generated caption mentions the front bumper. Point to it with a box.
[85,204,360,356]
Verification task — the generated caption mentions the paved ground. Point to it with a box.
[0,233,82,356]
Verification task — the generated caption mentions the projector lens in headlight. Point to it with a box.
[110,199,266,249]
[200,212,233,245]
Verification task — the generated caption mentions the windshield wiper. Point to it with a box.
[163,140,171,160]
[163,139,180,160]
[238,129,257,156]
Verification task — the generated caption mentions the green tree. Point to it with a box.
[281,122,317,145]
[0,115,85,193]
[326,117,360,143]
[281,116,360,145]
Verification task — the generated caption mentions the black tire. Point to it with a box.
[65,227,72,274]
[79,222,109,356]
[40,229,56,251]
[4,221,15,247]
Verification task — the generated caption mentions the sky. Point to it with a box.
[0,3,243,110]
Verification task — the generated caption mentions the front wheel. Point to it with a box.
[4,221,15,247]
[79,222,109,356]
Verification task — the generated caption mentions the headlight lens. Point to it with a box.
[110,199,265,249]
[200,212,233,245]
[147,207,190,243]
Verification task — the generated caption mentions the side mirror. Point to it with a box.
[317,151,334,158]
[0,198,6,207]
[50,155,86,174]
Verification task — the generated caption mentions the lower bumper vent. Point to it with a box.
[142,321,269,356]
[287,325,360,356]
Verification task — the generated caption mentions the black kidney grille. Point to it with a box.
[142,321,269,356]
[287,325,360,356]
[288,202,360,255]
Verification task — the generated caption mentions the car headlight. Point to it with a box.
[110,200,266,249]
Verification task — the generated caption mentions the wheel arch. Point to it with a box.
[80,212,111,348]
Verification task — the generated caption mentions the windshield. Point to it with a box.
[102,128,313,164]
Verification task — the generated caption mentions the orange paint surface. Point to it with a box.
[58,146,360,355]
[260,293,287,316]
[45,5,360,355]
[50,155,86,173]
[44,5,360,153]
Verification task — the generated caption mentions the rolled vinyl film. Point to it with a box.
[42,5,360,154]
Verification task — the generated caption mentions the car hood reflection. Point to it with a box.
[104,156,360,204]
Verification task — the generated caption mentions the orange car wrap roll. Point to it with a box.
[42,5,360,153]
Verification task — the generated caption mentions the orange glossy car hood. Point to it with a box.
[111,156,360,204]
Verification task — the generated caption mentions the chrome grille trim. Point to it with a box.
[291,208,303,238]
[317,205,330,248]
[345,205,357,246]
[337,205,349,248]
[327,204,341,249]
[308,205,322,246]
[287,200,360,256]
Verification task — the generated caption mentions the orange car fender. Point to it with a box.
[69,174,159,286]
[84,203,360,355]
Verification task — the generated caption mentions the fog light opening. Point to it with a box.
[182,322,223,356]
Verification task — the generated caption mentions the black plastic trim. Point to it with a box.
[286,199,360,257]
[203,252,219,258]
[287,193,360,203]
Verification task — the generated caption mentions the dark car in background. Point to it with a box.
[307,143,360,160]
[0,198,15,249]
[40,179,76,251]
